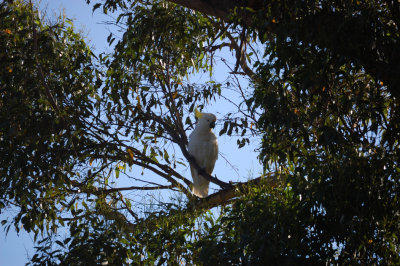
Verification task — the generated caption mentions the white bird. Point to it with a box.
[188,108,218,198]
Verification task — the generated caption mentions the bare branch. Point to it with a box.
[224,30,256,79]
[118,192,139,220]
[69,185,176,195]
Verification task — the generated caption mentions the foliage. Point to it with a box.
[247,1,400,263]
[1,0,400,264]
[197,182,323,265]
[0,0,98,236]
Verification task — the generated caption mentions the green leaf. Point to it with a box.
[92,3,101,12]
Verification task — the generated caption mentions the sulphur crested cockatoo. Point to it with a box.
[188,108,218,198]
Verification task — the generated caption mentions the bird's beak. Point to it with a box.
[210,121,216,128]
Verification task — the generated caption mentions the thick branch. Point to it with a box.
[193,172,280,210]
[108,172,281,233]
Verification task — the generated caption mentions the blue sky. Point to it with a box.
[1,1,262,264]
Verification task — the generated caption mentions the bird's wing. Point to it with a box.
[205,133,218,174]
[188,133,211,197]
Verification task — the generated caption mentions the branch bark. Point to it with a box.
[104,172,281,233]
[193,172,280,210]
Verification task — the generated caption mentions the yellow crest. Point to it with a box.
[194,107,203,118]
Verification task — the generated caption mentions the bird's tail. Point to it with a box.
[192,175,209,198]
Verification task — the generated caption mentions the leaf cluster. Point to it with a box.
[0,0,99,238]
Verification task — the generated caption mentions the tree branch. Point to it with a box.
[193,172,280,210]
[167,0,400,99]
[69,184,176,195]
[106,172,281,233]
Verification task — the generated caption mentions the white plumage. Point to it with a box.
[188,110,218,198]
